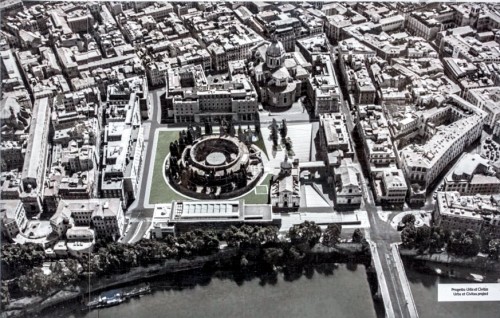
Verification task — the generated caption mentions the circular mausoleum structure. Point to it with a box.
[166,134,264,199]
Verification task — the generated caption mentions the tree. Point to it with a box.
[401,225,417,248]
[361,238,370,254]
[228,121,236,137]
[286,246,306,263]
[204,121,211,135]
[255,226,279,245]
[352,229,364,243]
[240,255,249,268]
[429,226,445,252]
[415,225,432,251]
[18,268,49,296]
[488,239,500,260]
[280,119,287,137]
[271,119,278,146]
[401,214,416,227]
[223,226,250,248]
[179,135,186,152]
[169,142,179,157]
[255,122,260,135]
[322,224,342,247]
[272,134,278,148]
[187,129,194,145]
[262,248,283,267]
[1,243,45,278]
[284,137,293,152]
[288,221,322,249]
[195,125,202,138]
[447,229,481,257]
[1,281,10,307]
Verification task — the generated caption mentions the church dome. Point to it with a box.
[266,39,285,58]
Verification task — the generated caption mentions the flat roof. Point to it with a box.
[22,97,50,183]
[172,201,240,220]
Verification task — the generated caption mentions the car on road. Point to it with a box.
[258,105,263,111]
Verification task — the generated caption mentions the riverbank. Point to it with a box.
[2,248,239,318]
[399,248,500,273]
[2,243,372,318]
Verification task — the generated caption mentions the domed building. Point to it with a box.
[266,39,286,69]
[252,39,310,109]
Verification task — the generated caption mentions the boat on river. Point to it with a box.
[85,283,151,310]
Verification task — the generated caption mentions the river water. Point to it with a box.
[42,264,378,318]
[406,267,500,318]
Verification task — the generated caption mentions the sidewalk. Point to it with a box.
[391,243,419,318]
[367,236,396,318]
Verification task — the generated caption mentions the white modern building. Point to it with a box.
[150,200,279,237]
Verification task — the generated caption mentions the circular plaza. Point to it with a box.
[165,134,264,199]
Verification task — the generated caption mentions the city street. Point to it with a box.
[122,87,164,243]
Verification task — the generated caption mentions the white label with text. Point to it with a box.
[438,283,500,302]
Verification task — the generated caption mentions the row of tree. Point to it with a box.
[1,222,371,300]
[288,221,367,249]
[253,222,368,269]
[400,215,486,257]
[81,229,223,278]
[270,119,288,149]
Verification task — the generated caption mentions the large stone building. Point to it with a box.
[333,158,362,209]
[406,12,443,41]
[101,122,144,208]
[307,54,342,117]
[20,97,51,214]
[443,153,500,195]
[165,64,259,123]
[253,39,303,109]
[50,198,124,240]
[318,113,354,183]
[0,199,27,240]
[357,104,408,207]
[0,97,31,171]
[434,191,500,238]
[465,87,500,128]
[399,96,487,200]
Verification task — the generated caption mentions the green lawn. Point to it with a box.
[148,130,186,204]
[149,130,272,205]
[240,174,272,204]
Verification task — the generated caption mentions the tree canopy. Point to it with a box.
[288,221,322,248]
[322,224,342,247]
[447,229,481,257]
